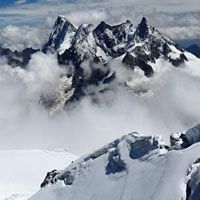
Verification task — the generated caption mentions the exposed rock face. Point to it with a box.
[42,17,191,114]
[40,133,164,188]
[106,148,127,175]
[56,17,188,73]
[31,124,200,200]
[136,17,149,39]
[170,53,188,67]
[93,20,134,57]
[129,136,159,159]
[58,23,108,65]
[42,15,77,54]
[122,18,187,77]
[40,124,200,190]
[186,158,200,200]
[40,169,61,188]
[122,52,154,77]
[0,46,39,67]
[0,16,193,114]
[170,124,200,149]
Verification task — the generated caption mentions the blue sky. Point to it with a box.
[0,0,37,8]
[0,0,78,27]
[0,0,199,40]
[0,1,15,8]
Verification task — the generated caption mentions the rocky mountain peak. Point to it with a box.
[94,21,112,33]
[72,24,94,45]
[1,16,195,114]
[42,15,77,54]
[136,17,149,39]
[55,15,68,26]
[40,16,193,113]
[0,46,39,67]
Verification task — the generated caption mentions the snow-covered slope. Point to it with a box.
[30,124,200,200]
[0,149,77,200]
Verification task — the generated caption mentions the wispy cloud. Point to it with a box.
[15,0,28,5]
[0,24,50,50]
[0,0,199,40]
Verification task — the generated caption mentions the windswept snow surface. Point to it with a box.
[30,134,200,200]
[0,149,77,200]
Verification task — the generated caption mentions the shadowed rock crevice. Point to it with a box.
[106,148,127,175]
[170,124,200,149]
[122,52,154,77]
[129,137,159,159]
[136,17,149,39]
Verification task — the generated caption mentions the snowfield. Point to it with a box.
[0,149,77,200]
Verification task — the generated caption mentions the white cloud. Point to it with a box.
[0,18,53,51]
[160,26,200,40]
[0,51,200,155]
[0,0,199,40]
[15,0,27,5]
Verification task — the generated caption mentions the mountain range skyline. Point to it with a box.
[0,1,200,199]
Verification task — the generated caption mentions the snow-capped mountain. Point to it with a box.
[1,14,200,200]
[1,16,200,115]
[42,16,77,54]
[57,16,188,70]
[30,124,200,200]
[0,149,77,200]
[40,16,199,114]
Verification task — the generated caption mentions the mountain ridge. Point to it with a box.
[0,16,199,115]
[30,123,200,200]
[41,16,195,115]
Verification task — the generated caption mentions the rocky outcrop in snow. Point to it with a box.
[30,124,200,200]
[38,133,166,189]
[170,124,200,149]
[186,158,200,200]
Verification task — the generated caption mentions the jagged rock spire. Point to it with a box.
[55,15,67,26]
[39,16,190,113]
[137,17,149,39]
[42,15,77,54]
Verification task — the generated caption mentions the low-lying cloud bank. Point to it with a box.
[0,17,53,51]
[0,51,200,155]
